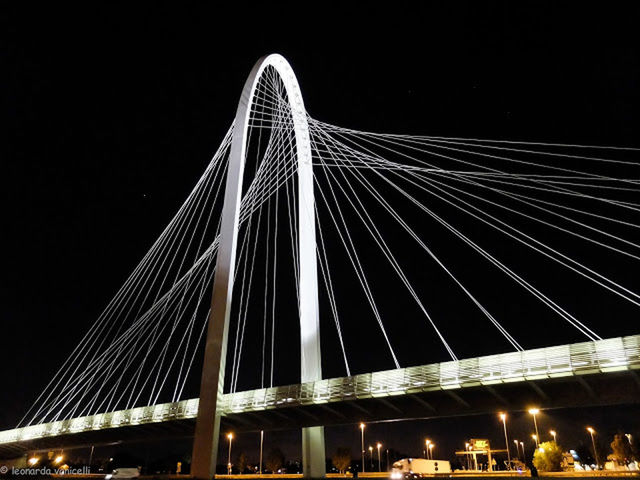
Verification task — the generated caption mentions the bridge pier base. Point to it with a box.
[302,426,326,478]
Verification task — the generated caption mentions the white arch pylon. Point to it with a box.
[191,54,325,479]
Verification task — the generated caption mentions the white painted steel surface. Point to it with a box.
[191,54,323,479]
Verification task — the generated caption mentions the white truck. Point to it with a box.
[391,458,452,478]
[105,467,141,480]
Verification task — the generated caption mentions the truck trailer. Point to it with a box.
[390,458,452,478]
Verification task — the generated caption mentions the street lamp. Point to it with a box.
[470,444,478,471]
[369,446,374,470]
[227,433,234,474]
[520,442,524,461]
[550,430,557,443]
[587,427,600,468]
[528,408,540,446]
[28,457,39,466]
[499,413,512,470]
[531,434,538,448]
[513,440,520,460]
[360,423,366,472]
[429,443,434,460]
[465,443,470,470]
[376,443,382,472]
[425,439,431,459]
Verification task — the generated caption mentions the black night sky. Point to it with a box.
[2,1,640,468]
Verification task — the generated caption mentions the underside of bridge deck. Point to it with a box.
[222,369,640,430]
[2,369,638,459]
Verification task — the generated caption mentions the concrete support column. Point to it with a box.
[303,426,326,478]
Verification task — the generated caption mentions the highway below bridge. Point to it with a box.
[1,334,639,458]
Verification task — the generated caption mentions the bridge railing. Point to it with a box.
[2,335,638,445]
[222,335,640,412]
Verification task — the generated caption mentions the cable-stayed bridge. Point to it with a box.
[2,54,640,478]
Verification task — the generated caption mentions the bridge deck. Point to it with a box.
[1,335,639,456]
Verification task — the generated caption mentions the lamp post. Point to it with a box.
[471,445,478,471]
[377,443,382,472]
[520,442,524,461]
[513,440,520,460]
[531,434,538,448]
[227,433,233,475]
[528,408,540,446]
[499,413,512,470]
[369,446,373,470]
[429,443,434,460]
[587,427,600,468]
[550,430,557,443]
[465,443,470,470]
[425,439,431,459]
[259,430,264,475]
[360,423,365,472]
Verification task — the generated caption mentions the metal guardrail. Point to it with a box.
[1,335,638,446]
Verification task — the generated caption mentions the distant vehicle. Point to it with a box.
[104,467,141,480]
[391,458,452,478]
